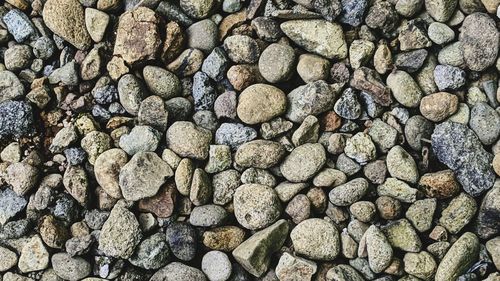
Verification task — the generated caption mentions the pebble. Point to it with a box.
[291,218,340,260]
[349,39,375,69]
[428,22,454,44]
[223,35,260,63]
[281,19,347,59]
[334,88,362,120]
[118,74,145,115]
[403,251,437,280]
[394,49,427,73]
[0,246,17,272]
[364,225,393,273]
[166,121,212,160]
[150,262,207,281]
[329,178,369,206]
[376,196,402,220]
[286,81,338,122]
[18,235,49,272]
[280,143,326,182]
[232,219,289,277]
[180,0,215,19]
[344,132,376,164]
[406,198,436,232]
[129,232,169,270]
[296,54,330,83]
[327,264,364,281]
[42,0,91,49]
[365,0,400,36]
[6,162,39,195]
[3,9,38,43]
[350,201,376,222]
[276,252,317,280]
[166,222,197,261]
[382,218,422,252]
[386,70,422,108]
[52,253,92,281]
[435,232,479,281]
[235,140,285,169]
[459,13,499,71]
[0,71,25,103]
[202,226,246,251]
[119,125,160,155]
[434,64,466,91]
[251,17,283,42]
[469,102,500,145]
[378,177,419,203]
[215,123,257,150]
[350,67,392,106]
[233,183,281,230]
[113,7,161,64]
[477,181,500,239]
[0,100,34,140]
[143,66,181,99]
[202,251,232,281]
[258,43,295,83]
[339,0,368,26]
[202,47,229,81]
[386,145,419,184]
[425,0,457,22]
[84,8,109,42]
[486,237,500,271]
[237,84,287,124]
[438,192,477,234]
[4,45,32,72]
[363,160,387,184]
[420,92,458,122]
[187,19,218,53]
[432,121,495,196]
[189,204,227,227]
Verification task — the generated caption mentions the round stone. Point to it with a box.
[237,84,287,124]
[201,251,232,281]
[290,218,340,260]
[166,121,212,160]
[258,43,296,83]
[280,143,326,182]
[233,183,282,230]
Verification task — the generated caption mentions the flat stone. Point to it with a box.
[377,177,419,203]
[291,218,340,260]
[382,218,422,252]
[143,66,181,99]
[3,9,38,43]
[85,8,109,42]
[329,178,369,206]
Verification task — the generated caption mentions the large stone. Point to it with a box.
[431,121,495,196]
[435,232,479,281]
[166,121,212,160]
[233,184,282,230]
[42,0,91,49]
[119,152,173,201]
[290,218,340,260]
[280,143,326,182]
[281,20,347,59]
[364,225,393,273]
[232,219,289,277]
[237,84,287,124]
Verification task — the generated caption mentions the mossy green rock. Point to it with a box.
[435,232,479,281]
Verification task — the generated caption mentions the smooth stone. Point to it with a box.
[233,183,282,230]
[291,218,340,260]
[280,143,326,182]
[237,84,287,124]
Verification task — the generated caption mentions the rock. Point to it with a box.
[477,180,500,239]
[192,72,216,111]
[215,123,257,150]
[470,102,500,145]
[119,126,160,155]
[403,251,437,280]
[434,64,466,91]
[18,235,49,273]
[382,219,422,252]
[166,121,212,160]
[291,115,319,146]
[0,71,24,103]
[138,181,176,217]
[52,253,91,281]
[334,88,362,120]
[276,252,317,280]
[2,9,37,43]
[232,219,289,277]
[129,233,169,270]
[42,0,91,49]
[326,264,364,281]
[85,8,109,42]
[404,115,433,151]
[280,19,347,59]
[425,0,457,22]
[202,251,232,281]
[336,153,362,176]
[205,145,232,174]
[329,178,369,206]
[39,215,70,249]
[428,22,454,44]
[386,145,418,184]
[349,201,376,223]
[0,246,17,272]
[431,121,495,196]
[202,47,228,81]
[418,170,460,199]
[150,262,207,281]
[406,198,436,232]
[486,237,500,271]
[363,160,387,185]
[285,194,311,224]
[368,119,398,153]
[280,143,326,182]
[4,45,32,72]
[349,39,375,69]
[202,226,246,251]
[234,140,285,169]
[435,232,479,281]
[365,225,393,273]
[234,184,281,230]
[189,204,227,227]
[226,64,263,91]
[251,16,283,42]
[420,92,458,122]
[214,91,237,119]
[0,100,34,140]
[80,48,102,81]
[113,7,161,65]
[166,222,197,261]
[212,169,241,205]
[378,178,419,203]
[459,13,499,71]
[143,66,181,99]
[237,84,287,124]
[286,80,338,123]
[296,54,330,83]
[65,235,93,256]
[394,49,428,73]
[259,43,296,83]
[261,117,294,139]
[180,0,215,18]
[138,96,169,132]
[48,61,79,86]
[344,132,377,164]
[99,203,142,259]
[118,74,145,115]
[386,70,422,108]
[350,67,392,106]
[6,162,39,195]
[80,131,112,165]
[223,35,260,63]
[187,19,218,53]
[365,0,400,35]
[439,192,477,234]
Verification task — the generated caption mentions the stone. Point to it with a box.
[81,131,112,165]
[350,201,376,222]
[189,168,212,206]
[6,162,39,196]
[0,100,34,140]
[202,47,228,81]
[215,123,257,150]
[202,251,232,281]
[386,145,418,184]
[235,140,285,169]
[276,252,317,280]
[334,88,362,120]
[189,204,227,227]
[129,233,169,270]
[403,251,437,280]
[4,45,32,72]
[368,119,398,153]
[118,74,145,115]
[364,225,393,273]
[296,54,330,83]
[166,222,197,261]
[0,71,24,103]
[404,115,433,151]
[233,183,281,230]
[39,215,70,249]
[394,49,428,73]
[166,121,212,160]
[0,188,27,225]
[232,219,289,277]
[286,80,339,123]
[382,219,422,252]
[212,169,241,205]
[251,16,283,42]
[344,132,377,164]
[138,181,177,217]
[0,246,17,272]
[113,7,161,65]
[349,39,375,69]
[143,66,181,99]
[428,22,454,44]
[223,35,260,63]
[329,178,369,206]
[280,143,325,182]
[3,9,37,43]
[486,237,500,271]
[418,170,460,199]
[85,8,109,42]
[18,235,49,273]
[435,232,479,281]
[291,115,319,146]
[326,264,364,281]
[376,196,402,220]
[477,181,500,239]
[180,0,215,18]
[138,96,169,132]
[377,178,419,203]
[459,13,499,71]
[365,0,400,35]
[439,192,477,234]
[205,145,232,174]
[237,84,287,124]
[258,43,295,83]
[280,19,347,59]
[192,72,216,111]
[431,121,495,196]
[214,91,237,119]
[350,67,392,106]
[406,199,436,232]
[48,61,79,86]
[420,92,458,122]
[119,125,160,155]
[99,202,142,259]
[387,70,422,108]
[150,262,207,281]
[470,102,500,145]
[202,226,246,252]
[425,0,457,22]
[434,64,466,91]
[52,253,91,281]
[226,64,263,91]
[187,19,218,53]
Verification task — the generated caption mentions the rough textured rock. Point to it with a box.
[435,232,479,281]
[233,184,281,230]
[290,218,340,260]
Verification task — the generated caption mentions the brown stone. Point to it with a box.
[375,196,401,220]
[138,181,177,218]
[219,10,247,40]
[39,215,70,249]
[419,92,458,122]
[113,7,162,65]
[419,170,460,199]
[107,56,129,80]
[202,226,246,252]
[350,67,392,106]
[227,64,264,91]
[320,111,342,132]
[6,0,29,10]
[161,21,185,64]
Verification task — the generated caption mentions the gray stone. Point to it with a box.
[434,64,466,91]
[118,74,146,116]
[187,19,218,53]
[276,252,317,280]
[143,66,181,99]
[435,232,479,281]
[0,71,25,103]
[406,198,436,232]
[52,253,91,281]
[129,232,169,270]
[286,80,338,123]
[166,222,197,261]
[150,262,207,281]
[202,47,228,81]
[189,204,228,227]
[394,49,428,73]
[119,126,161,155]
[469,102,500,145]
[0,246,17,272]
[201,251,232,281]
[377,177,419,203]
[403,251,437,280]
[339,0,368,26]
[138,95,169,132]
[280,143,326,182]
[0,100,34,140]
[48,61,79,86]
[223,35,260,64]
[18,235,49,273]
[329,178,369,206]
[235,140,285,169]
[439,192,477,234]
[387,70,423,108]
[291,218,340,260]
[382,218,422,252]
[193,71,216,111]
[166,121,212,160]
[258,43,296,83]
[386,145,419,184]
[365,225,393,273]
[0,187,27,225]
[233,184,282,230]
[425,0,457,22]
[344,132,377,164]
[334,88,362,119]
[428,22,455,44]
[215,123,257,150]
[3,9,38,43]
[212,169,241,205]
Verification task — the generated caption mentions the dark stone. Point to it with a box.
[395,49,428,73]
[476,181,500,239]
[193,71,216,111]
[339,0,368,26]
[166,222,197,261]
[64,148,87,166]
[313,0,341,21]
[93,85,119,105]
[0,100,34,140]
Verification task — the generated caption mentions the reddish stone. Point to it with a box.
[320,111,342,132]
[138,181,177,218]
